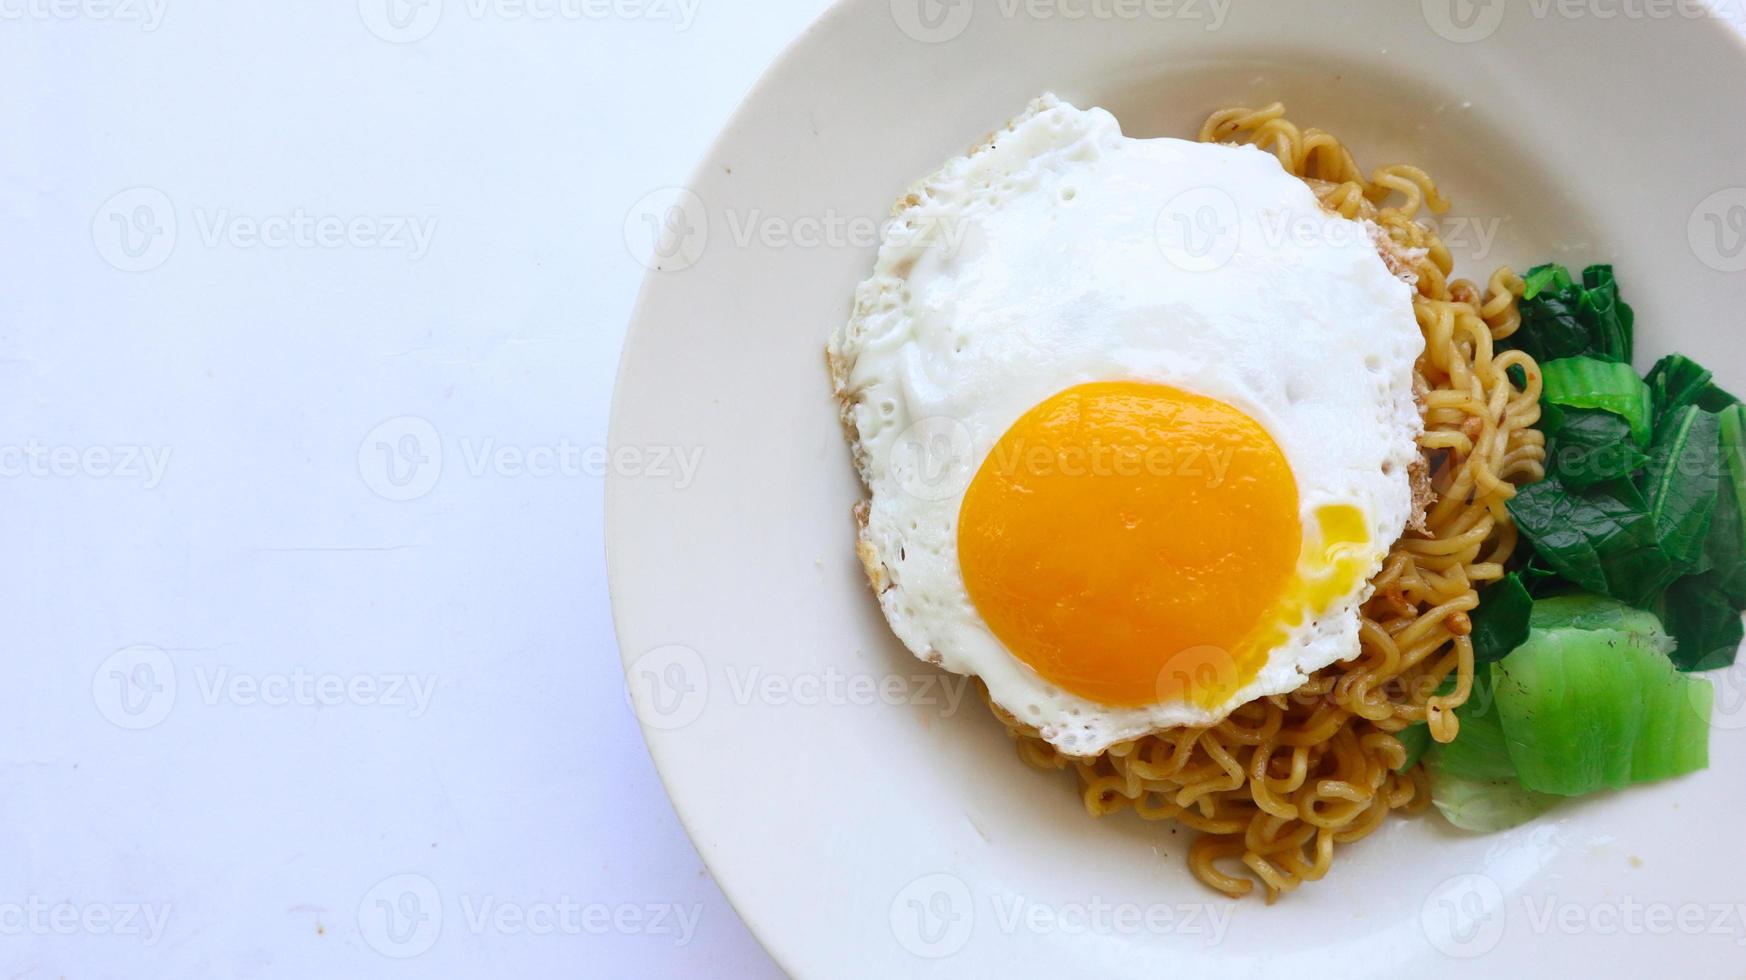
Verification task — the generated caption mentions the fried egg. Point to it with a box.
[829,95,1423,756]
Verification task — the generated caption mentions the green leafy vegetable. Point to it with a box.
[1506,263,1634,364]
[1493,624,1712,795]
[1577,265,1633,365]
[1541,357,1654,447]
[1627,645,1715,783]
[1394,723,1432,773]
[1521,263,1571,299]
[1469,574,1534,664]
[1528,593,1676,652]
[1426,666,1514,781]
[1643,353,1740,419]
[1433,261,1739,823]
[1511,267,1590,363]
[1495,629,1638,794]
[1647,353,1717,423]
[1395,671,1467,773]
[1662,573,1744,671]
[1423,595,1714,829]
[1507,476,1673,606]
[1516,551,1570,598]
[1427,769,1561,833]
[1698,383,1741,413]
[1423,667,1559,831]
[1541,404,1649,488]
[1642,405,1721,573]
[1703,404,1746,604]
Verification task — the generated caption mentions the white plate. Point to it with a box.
[607,2,1746,976]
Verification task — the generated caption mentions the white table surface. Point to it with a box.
[1,1,834,976]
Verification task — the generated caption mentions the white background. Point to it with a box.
[0,0,833,975]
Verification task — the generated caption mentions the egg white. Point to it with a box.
[829,95,1424,756]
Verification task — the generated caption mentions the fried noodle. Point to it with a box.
[988,103,1547,902]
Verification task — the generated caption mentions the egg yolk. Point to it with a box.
[957,381,1371,708]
